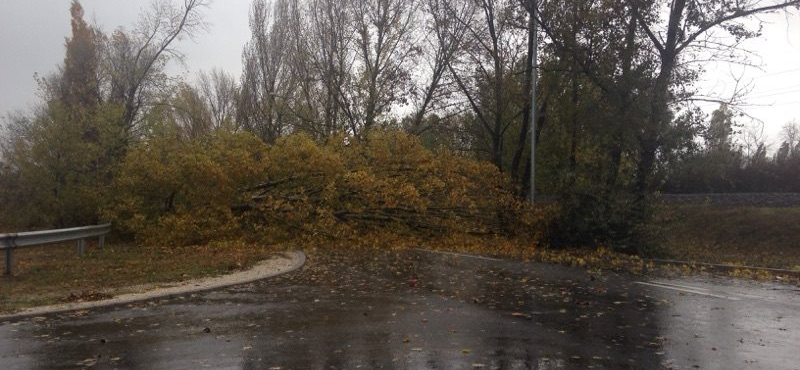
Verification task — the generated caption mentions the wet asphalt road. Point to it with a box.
[1,249,799,370]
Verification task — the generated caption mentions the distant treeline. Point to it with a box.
[661,105,800,193]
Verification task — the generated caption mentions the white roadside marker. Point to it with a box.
[635,281,740,300]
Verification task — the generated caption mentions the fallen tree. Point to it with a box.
[107,129,549,247]
[241,131,545,241]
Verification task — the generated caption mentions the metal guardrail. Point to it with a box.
[0,223,111,276]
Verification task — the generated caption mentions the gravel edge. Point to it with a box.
[0,250,306,322]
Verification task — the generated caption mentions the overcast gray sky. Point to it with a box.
[1,1,798,147]
[0,0,251,116]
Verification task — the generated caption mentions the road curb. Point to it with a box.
[0,250,306,322]
[643,258,800,277]
[415,248,800,280]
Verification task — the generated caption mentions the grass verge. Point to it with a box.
[657,205,800,271]
[0,239,280,313]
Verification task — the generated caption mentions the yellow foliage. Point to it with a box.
[107,129,552,250]
[104,131,267,246]
[246,129,551,245]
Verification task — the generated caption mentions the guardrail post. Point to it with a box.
[4,248,11,276]
[1,223,110,271]
[77,239,86,256]
[99,235,105,249]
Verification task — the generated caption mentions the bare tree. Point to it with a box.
[446,0,528,169]
[304,0,358,136]
[781,120,800,148]
[197,68,238,131]
[349,0,421,134]
[776,119,800,160]
[102,0,209,140]
[739,120,768,163]
[240,0,426,139]
[238,0,295,142]
[406,0,473,134]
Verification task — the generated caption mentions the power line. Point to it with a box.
[752,67,800,79]
[748,88,800,99]
[747,84,800,96]
[746,102,800,110]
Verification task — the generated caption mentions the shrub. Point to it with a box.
[105,130,267,246]
[549,187,659,255]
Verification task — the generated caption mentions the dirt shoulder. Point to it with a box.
[0,240,291,313]
[0,250,305,321]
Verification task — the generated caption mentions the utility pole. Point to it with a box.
[528,0,538,204]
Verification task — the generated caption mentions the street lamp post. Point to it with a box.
[529,0,538,204]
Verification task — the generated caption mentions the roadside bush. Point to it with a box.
[105,129,267,246]
[549,187,659,255]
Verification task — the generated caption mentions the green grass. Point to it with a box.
[0,239,281,313]
[658,205,800,270]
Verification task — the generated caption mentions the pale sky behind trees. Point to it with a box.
[1,0,798,148]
